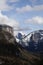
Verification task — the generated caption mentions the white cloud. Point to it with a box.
[25,16,43,24]
[0,10,19,27]
[16,5,43,13]
[9,0,19,2]
[16,5,32,13]
[0,0,20,11]
[0,0,13,11]
[33,5,43,11]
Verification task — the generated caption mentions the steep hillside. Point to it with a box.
[0,42,41,65]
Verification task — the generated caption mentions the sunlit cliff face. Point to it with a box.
[0,25,13,34]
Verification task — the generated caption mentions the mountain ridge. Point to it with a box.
[16,30,43,52]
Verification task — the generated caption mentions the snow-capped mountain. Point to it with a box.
[16,30,43,52]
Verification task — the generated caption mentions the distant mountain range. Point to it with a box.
[16,30,43,52]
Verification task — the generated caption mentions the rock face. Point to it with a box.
[0,24,16,44]
[0,25,23,64]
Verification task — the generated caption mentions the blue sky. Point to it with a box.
[0,0,43,35]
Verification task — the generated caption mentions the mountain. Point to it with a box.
[16,30,43,52]
[0,28,43,65]
[0,31,41,65]
[24,30,43,52]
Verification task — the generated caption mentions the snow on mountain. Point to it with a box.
[15,30,43,52]
[15,32,25,43]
